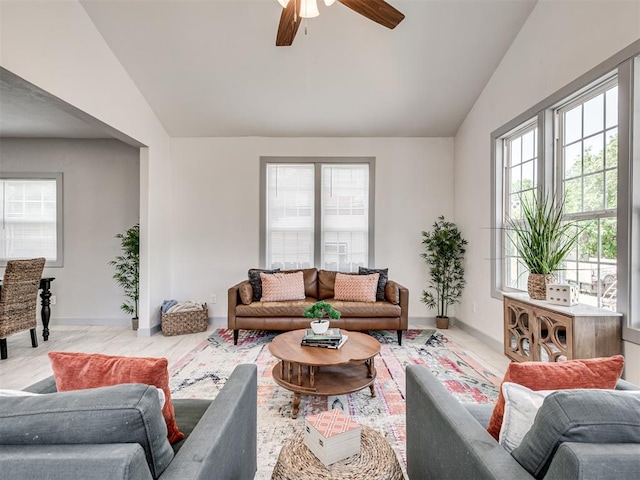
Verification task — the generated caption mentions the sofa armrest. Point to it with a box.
[227,280,250,330]
[0,443,152,480]
[159,364,257,480]
[545,443,640,480]
[406,365,531,480]
[22,376,58,394]
[616,379,640,391]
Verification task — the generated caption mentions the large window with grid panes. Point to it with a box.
[260,157,374,272]
[493,41,640,344]
[497,78,618,310]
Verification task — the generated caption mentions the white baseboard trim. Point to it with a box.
[453,318,503,353]
[50,317,131,326]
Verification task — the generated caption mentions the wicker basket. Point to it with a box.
[161,305,208,336]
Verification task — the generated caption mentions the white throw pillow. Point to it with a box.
[0,389,40,397]
[498,382,555,453]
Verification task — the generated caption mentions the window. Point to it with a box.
[0,173,63,266]
[492,39,640,344]
[502,122,538,291]
[556,81,618,308]
[261,158,374,272]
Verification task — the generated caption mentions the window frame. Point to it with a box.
[491,39,640,344]
[259,156,375,271]
[0,172,64,267]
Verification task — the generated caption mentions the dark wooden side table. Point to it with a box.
[0,277,55,341]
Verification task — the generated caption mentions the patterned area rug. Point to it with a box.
[169,329,502,479]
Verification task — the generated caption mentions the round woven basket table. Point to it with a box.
[270,425,403,480]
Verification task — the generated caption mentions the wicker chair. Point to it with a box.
[0,258,45,360]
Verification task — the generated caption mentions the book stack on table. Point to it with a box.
[304,409,361,466]
[301,328,348,349]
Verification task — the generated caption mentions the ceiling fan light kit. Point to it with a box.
[275,0,404,47]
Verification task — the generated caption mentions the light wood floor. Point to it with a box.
[0,320,510,390]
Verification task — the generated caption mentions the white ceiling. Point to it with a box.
[1,0,538,139]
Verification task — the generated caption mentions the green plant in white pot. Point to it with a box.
[506,194,583,300]
[109,223,140,330]
[420,216,468,329]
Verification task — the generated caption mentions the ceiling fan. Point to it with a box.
[275,0,405,47]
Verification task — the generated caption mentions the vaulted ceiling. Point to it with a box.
[1,0,537,138]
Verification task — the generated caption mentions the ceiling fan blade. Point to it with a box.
[337,0,405,29]
[276,0,302,46]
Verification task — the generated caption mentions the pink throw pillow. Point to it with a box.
[260,271,306,302]
[334,272,379,302]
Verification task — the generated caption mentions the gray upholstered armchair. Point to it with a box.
[0,363,258,480]
[0,257,45,359]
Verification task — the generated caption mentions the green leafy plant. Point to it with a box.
[109,224,139,318]
[506,194,583,275]
[303,301,341,321]
[421,216,468,318]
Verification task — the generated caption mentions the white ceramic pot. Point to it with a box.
[310,319,330,334]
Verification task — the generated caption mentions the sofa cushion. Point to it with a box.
[238,282,253,305]
[282,268,318,298]
[359,267,388,301]
[48,352,184,444]
[486,355,624,440]
[334,272,379,302]
[499,382,555,453]
[318,270,337,300]
[0,384,174,479]
[511,389,640,479]
[248,268,280,302]
[325,299,401,317]
[236,298,317,317]
[260,271,306,302]
[385,281,400,305]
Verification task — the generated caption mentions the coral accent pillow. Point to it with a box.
[486,355,624,440]
[48,351,184,444]
[260,271,305,302]
[334,272,380,302]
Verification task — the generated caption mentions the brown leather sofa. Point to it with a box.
[228,268,409,345]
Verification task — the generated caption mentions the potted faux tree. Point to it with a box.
[303,301,341,334]
[506,194,582,300]
[421,216,468,329]
[109,223,140,330]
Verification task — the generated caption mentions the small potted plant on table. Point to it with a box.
[506,194,583,300]
[303,301,341,334]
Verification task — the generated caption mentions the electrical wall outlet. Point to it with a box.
[210,294,217,304]
[50,295,57,305]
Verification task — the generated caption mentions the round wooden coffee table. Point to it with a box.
[268,330,380,418]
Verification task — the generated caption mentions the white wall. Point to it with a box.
[454,1,640,376]
[0,1,173,335]
[170,137,454,320]
[0,139,139,323]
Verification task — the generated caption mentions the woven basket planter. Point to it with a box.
[161,305,208,336]
[527,274,556,300]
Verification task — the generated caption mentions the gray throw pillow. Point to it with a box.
[248,268,280,301]
[358,267,388,301]
[0,384,174,479]
[511,389,640,479]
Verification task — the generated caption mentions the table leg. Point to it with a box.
[309,365,315,388]
[39,279,53,341]
[369,383,376,397]
[292,394,300,419]
[366,357,375,377]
